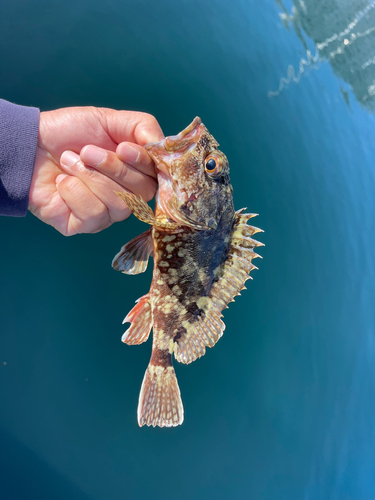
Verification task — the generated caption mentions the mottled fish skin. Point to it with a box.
[150,202,235,360]
[113,117,263,428]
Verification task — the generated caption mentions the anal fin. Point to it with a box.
[122,294,152,345]
[112,228,153,275]
[173,311,225,365]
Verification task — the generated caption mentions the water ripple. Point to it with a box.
[268,1,375,98]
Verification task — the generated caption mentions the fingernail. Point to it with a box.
[81,145,107,167]
[61,150,80,168]
[117,143,140,164]
[56,174,68,185]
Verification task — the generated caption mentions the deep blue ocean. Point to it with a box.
[1,0,375,498]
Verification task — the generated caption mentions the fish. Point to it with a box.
[112,117,263,428]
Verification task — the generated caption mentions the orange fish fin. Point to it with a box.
[116,190,178,229]
[112,229,153,275]
[137,364,184,427]
[122,294,152,345]
[116,191,156,225]
[173,212,263,364]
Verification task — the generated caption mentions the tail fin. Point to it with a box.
[137,364,184,427]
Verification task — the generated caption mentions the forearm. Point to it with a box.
[0,99,40,216]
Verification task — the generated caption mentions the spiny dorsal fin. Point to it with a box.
[112,229,153,275]
[122,294,152,345]
[173,210,263,364]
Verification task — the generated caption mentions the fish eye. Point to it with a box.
[205,154,223,176]
[206,158,216,171]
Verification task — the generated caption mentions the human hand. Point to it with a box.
[29,107,164,236]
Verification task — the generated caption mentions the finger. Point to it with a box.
[60,150,156,222]
[77,147,157,198]
[60,150,132,222]
[56,173,110,235]
[99,109,164,145]
[116,143,157,179]
[82,142,157,179]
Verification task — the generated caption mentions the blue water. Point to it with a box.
[1,0,375,498]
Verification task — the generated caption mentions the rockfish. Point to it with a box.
[113,117,263,427]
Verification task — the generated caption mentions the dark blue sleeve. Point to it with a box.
[0,99,40,217]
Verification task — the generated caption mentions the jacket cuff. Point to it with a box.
[0,99,40,216]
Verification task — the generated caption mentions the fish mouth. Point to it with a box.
[164,116,203,152]
[146,117,214,230]
[144,116,204,174]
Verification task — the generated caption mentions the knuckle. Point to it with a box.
[115,161,129,182]
[85,105,98,115]
[92,218,110,233]
[109,209,128,223]
[57,225,73,237]
[92,106,107,121]
[90,203,108,220]
[60,175,78,192]
[142,113,159,128]
[76,208,109,235]
[93,213,111,232]
[61,175,85,195]
[84,166,101,181]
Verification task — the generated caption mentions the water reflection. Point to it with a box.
[270,0,375,109]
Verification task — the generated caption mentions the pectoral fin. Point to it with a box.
[116,191,179,229]
[112,229,153,275]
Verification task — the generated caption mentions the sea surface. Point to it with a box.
[1,0,375,499]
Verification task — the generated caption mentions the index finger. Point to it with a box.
[80,143,157,179]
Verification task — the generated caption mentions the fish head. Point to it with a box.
[145,117,233,230]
